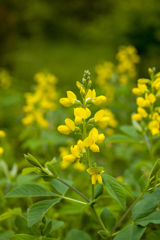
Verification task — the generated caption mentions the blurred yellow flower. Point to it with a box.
[0,131,6,138]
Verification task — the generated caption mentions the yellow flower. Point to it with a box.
[145,93,156,104]
[132,84,147,96]
[94,109,110,128]
[148,120,159,136]
[87,167,104,185]
[137,107,148,118]
[136,97,150,107]
[0,131,6,138]
[63,140,85,163]
[58,118,75,135]
[0,147,4,155]
[74,107,91,125]
[132,113,142,121]
[85,89,96,100]
[93,96,107,105]
[60,91,77,107]
[84,128,105,152]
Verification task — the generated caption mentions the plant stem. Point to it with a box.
[92,208,109,234]
[92,184,94,201]
[62,196,87,205]
[57,177,90,203]
[143,133,154,165]
[110,192,144,234]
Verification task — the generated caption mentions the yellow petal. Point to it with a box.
[93,96,106,105]
[92,174,97,185]
[87,167,96,175]
[90,143,100,152]
[63,154,76,162]
[97,134,105,143]
[94,110,105,122]
[137,107,148,118]
[71,145,80,158]
[75,116,82,125]
[132,88,142,96]
[59,98,72,107]
[58,125,71,134]
[85,108,91,118]
[89,128,98,141]
[132,114,142,121]
[67,91,77,103]
[97,174,103,184]
[65,118,75,131]
[148,93,156,103]
[84,137,94,147]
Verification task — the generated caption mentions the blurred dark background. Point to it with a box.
[1,0,160,88]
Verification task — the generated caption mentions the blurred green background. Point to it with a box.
[1,0,160,88]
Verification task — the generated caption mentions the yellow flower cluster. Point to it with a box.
[132,68,160,136]
[0,69,12,89]
[0,130,6,156]
[116,45,140,83]
[58,70,107,184]
[22,72,58,128]
[95,45,140,104]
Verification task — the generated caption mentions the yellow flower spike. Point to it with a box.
[0,131,6,138]
[137,107,148,118]
[93,96,107,105]
[0,147,4,155]
[132,113,142,121]
[87,167,104,185]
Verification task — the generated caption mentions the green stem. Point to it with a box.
[92,208,109,234]
[62,196,87,205]
[92,184,94,201]
[57,177,90,203]
[110,192,144,234]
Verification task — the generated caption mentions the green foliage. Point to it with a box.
[132,188,160,221]
[28,198,62,227]
[51,179,73,195]
[102,174,126,209]
[5,183,59,198]
[9,234,57,240]
[135,211,160,227]
[146,230,160,240]
[101,207,116,232]
[113,224,146,240]
[0,208,22,222]
[64,229,92,240]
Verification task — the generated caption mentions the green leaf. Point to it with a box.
[132,188,160,221]
[0,208,22,222]
[146,230,160,240]
[15,215,32,235]
[24,154,42,169]
[139,175,147,193]
[115,179,133,198]
[50,219,64,232]
[120,125,141,139]
[101,207,116,232]
[94,184,103,199]
[0,231,14,240]
[46,163,58,177]
[28,198,62,227]
[135,211,160,227]
[149,158,160,179]
[22,167,37,176]
[43,220,52,235]
[9,234,57,240]
[5,183,59,198]
[51,179,73,195]
[102,174,126,209]
[64,229,92,240]
[106,134,137,143]
[114,224,146,240]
